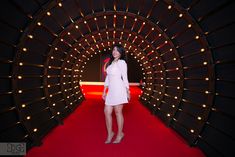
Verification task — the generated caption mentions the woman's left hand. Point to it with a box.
[127,90,130,101]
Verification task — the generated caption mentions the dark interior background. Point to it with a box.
[0,0,234,156]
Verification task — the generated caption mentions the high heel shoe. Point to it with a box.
[113,133,124,144]
[105,132,114,144]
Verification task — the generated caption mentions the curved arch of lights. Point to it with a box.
[0,0,234,156]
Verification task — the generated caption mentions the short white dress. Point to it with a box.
[104,59,130,106]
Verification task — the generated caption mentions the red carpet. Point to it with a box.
[26,85,205,157]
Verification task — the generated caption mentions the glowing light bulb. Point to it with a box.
[22,48,27,52]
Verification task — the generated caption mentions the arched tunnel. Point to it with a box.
[0,0,234,156]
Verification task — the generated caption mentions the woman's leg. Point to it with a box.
[104,105,114,143]
[114,104,124,142]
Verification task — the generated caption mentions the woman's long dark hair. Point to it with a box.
[106,44,127,69]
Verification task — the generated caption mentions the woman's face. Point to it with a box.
[112,47,121,59]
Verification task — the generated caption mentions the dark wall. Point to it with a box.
[175,0,235,156]
[82,53,142,83]
[0,0,234,156]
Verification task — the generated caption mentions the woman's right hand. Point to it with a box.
[102,92,106,100]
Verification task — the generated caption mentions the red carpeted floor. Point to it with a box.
[26,85,205,157]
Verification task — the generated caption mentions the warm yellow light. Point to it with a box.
[94,17,97,21]
[172,105,175,108]
[18,76,22,79]
[52,103,56,106]
[205,77,209,81]
[124,16,127,19]
[58,3,62,7]
[134,18,137,21]
[18,90,22,93]
[167,113,171,117]
[37,22,41,26]
[67,32,71,35]
[190,129,194,133]
[22,104,26,108]
[197,117,202,120]
[179,13,183,17]
[22,48,27,52]
[33,128,37,132]
[57,112,60,115]
[188,24,192,28]
[28,35,33,39]
[203,62,207,65]
[84,21,87,24]
[27,116,31,120]
[201,48,205,52]
[174,96,178,99]
[19,62,23,66]
[195,35,199,39]
[202,104,206,108]
[47,12,51,16]
[168,5,172,9]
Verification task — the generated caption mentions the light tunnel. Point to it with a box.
[0,0,234,156]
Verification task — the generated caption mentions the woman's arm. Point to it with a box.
[102,75,109,100]
[119,60,130,89]
[119,60,130,100]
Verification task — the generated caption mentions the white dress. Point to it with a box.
[104,59,129,106]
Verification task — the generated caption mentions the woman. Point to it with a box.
[102,44,130,144]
